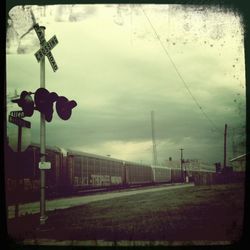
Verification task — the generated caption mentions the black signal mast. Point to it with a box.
[33,23,60,226]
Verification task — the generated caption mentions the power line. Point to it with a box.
[140,6,220,133]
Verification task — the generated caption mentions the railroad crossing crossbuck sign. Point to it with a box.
[34,23,59,72]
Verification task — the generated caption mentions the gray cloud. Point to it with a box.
[6,4,246,166]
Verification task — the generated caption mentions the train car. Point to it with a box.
[5,143,64,203]
[170,168,183,183]
[6,140,223,204]
[125,161,153,185]
[5,143,19,194]
[25,143,64,195]
[187,168,216,185]
[65,150,126,190]
[152,165,171,183]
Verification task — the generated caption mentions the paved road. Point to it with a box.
[8,183,194,219]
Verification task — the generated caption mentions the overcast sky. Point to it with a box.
[6,4,246,165]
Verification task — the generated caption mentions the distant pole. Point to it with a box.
[151,110,157,165]
[180,148,184,182]
[14,125,22,218]
[224,124,227,169]
[39,26,47,225]
[231,127,236,158]
[184,158,187,181]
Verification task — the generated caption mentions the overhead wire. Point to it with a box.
[140,6,221,133]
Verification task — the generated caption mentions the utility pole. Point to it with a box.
[180,148,184,182]
[151,110,157,165]
[33,21,59,225]
[14,125,22,218]
[231,127,236,158]
[224,123,227,169]
[39,26,47,225]
[31,23,76,227]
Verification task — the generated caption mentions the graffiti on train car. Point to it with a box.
[73,177,89,185]
[88,175,122,186]
[91,175,110,186]
[74,177,79,185]
[111,176,122,184]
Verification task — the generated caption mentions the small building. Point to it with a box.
[229,154,246,172]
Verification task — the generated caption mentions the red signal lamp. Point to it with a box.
[12,91,34,117]
[56,97,77,120]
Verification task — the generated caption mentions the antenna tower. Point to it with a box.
[151,110,158,165]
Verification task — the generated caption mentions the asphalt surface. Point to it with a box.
[8,182,194,219]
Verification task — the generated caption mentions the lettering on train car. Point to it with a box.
[111,176,122,184]
[91,175,110,186]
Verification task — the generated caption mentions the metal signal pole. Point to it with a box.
[33,22,60,225]
[14,125,22,218]
[180,148,184,182]
[39,26,47,225]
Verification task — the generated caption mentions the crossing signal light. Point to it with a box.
[34,87,77,122]
[34,88,58,122]
[12,91,34,117]
[56,97,77,120]
[12,88,77,122]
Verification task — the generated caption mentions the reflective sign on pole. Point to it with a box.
[39,162,51,170]
[10,111,25,118]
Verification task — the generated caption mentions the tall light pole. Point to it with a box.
[180,148,184,182]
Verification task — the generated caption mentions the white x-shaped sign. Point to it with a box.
[33,23,59,72]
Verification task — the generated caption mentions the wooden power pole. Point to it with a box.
[180,148,184,182]
[224,124,227,169]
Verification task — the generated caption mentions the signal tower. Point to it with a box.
[151,110,158,165]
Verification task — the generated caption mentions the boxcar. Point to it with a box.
[26,144,64,194]
[5,143,63,203]
[170,168,183,183]
[187,169,216,185]
[66,150,125,190]
[125,162,153,185]
[152,165,171,183]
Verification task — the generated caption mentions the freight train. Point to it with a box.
[5,143,215,204]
